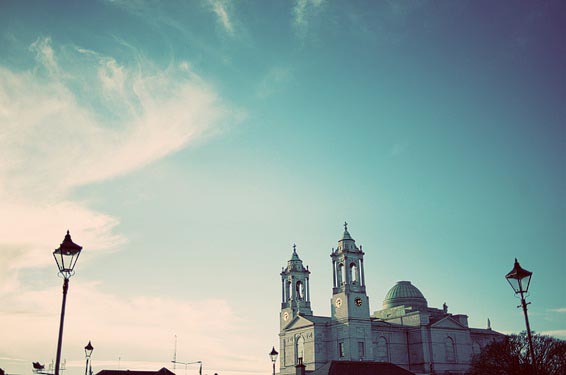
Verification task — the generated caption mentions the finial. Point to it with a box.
[293,243,297,252]
[487,318,491,330]
[344,221,348,231]
[67,230,70,235]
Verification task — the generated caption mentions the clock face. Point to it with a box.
[355,297,363,306]
[283,312,290,321]
[335,298,343,308]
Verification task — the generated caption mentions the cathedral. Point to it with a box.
[278,224,502,375]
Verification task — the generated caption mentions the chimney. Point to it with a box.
[295,357,306,375]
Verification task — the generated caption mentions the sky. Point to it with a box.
[0,0,565,374]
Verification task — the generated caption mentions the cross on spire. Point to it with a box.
[344,221,348,231]
[293,243,297,252]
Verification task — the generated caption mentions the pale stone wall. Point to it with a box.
[429,328,473,374]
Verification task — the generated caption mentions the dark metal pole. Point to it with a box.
[272,361,275,375]
[55,278,69,375]
[520,290,536,374]
[84,358,89,375]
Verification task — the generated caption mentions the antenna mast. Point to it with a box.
[173,335,177,372]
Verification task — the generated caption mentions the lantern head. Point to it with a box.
[269,347,279,363]
[85,341,94,358]
[53,230,83,279]
[505,258,532,294]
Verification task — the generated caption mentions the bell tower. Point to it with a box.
[280,244,312,328]
[330,223,370,320]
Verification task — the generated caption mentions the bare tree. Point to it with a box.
[468,331,566,375]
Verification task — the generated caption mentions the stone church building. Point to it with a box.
[278,225,502,375]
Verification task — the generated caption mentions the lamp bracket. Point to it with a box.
[57,270,76,280]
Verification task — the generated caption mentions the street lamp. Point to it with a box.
[269,347,278,375]
[53,231,83,375]
[505,258,536,373]
[84,341,94,375]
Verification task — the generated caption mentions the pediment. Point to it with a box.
[285,315,315,330]
[431,316,467,330]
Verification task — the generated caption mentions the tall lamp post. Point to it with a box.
[505,258,536,373]
[53,231,83,375]
[269,347,278,375]
[84,341,94,375]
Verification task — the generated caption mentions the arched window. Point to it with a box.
[286,281,291,301]
[376,337,388,362]
[445,337,456,362]
[296,336,305,363]
[350,263,358,284]
[296,281,304,300]
[338,263,345,285]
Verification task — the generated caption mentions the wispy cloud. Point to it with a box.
[256,66,293,99]
[208,0,234,35]
[0,35,250,374]
[29,36,58,74]
[0,281,262,374]
[540,330,566,338]
[293,0,326,38]
[0,36,234,289]
[549,307,566,313]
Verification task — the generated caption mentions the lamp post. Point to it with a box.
[505,258,536,373]
[84,341,94,375]
[53,231,83,375]
[269,347,278,375]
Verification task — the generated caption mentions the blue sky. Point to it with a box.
[0,1,565,374]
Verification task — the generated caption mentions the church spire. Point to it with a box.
[290,243,300,260]
[330,223,370,320]
[280,244,312,320]
[337,220,358,252]
[341,221,353,241]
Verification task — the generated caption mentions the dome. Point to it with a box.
[383,281,428,310]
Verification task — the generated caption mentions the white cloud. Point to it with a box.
[0,35,256,375]
[549,307,566,313]
[0,35,235,325]
[1,38,228,198]
[208,0,234,35]
[540,330,566,338]
[29,36,58,74]
[256,67,293,99]
[0,281,263,375]
[293,0,326,37]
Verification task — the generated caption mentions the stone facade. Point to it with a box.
[278,225,503,375]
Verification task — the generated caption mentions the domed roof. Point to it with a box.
[383,281,428,310]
